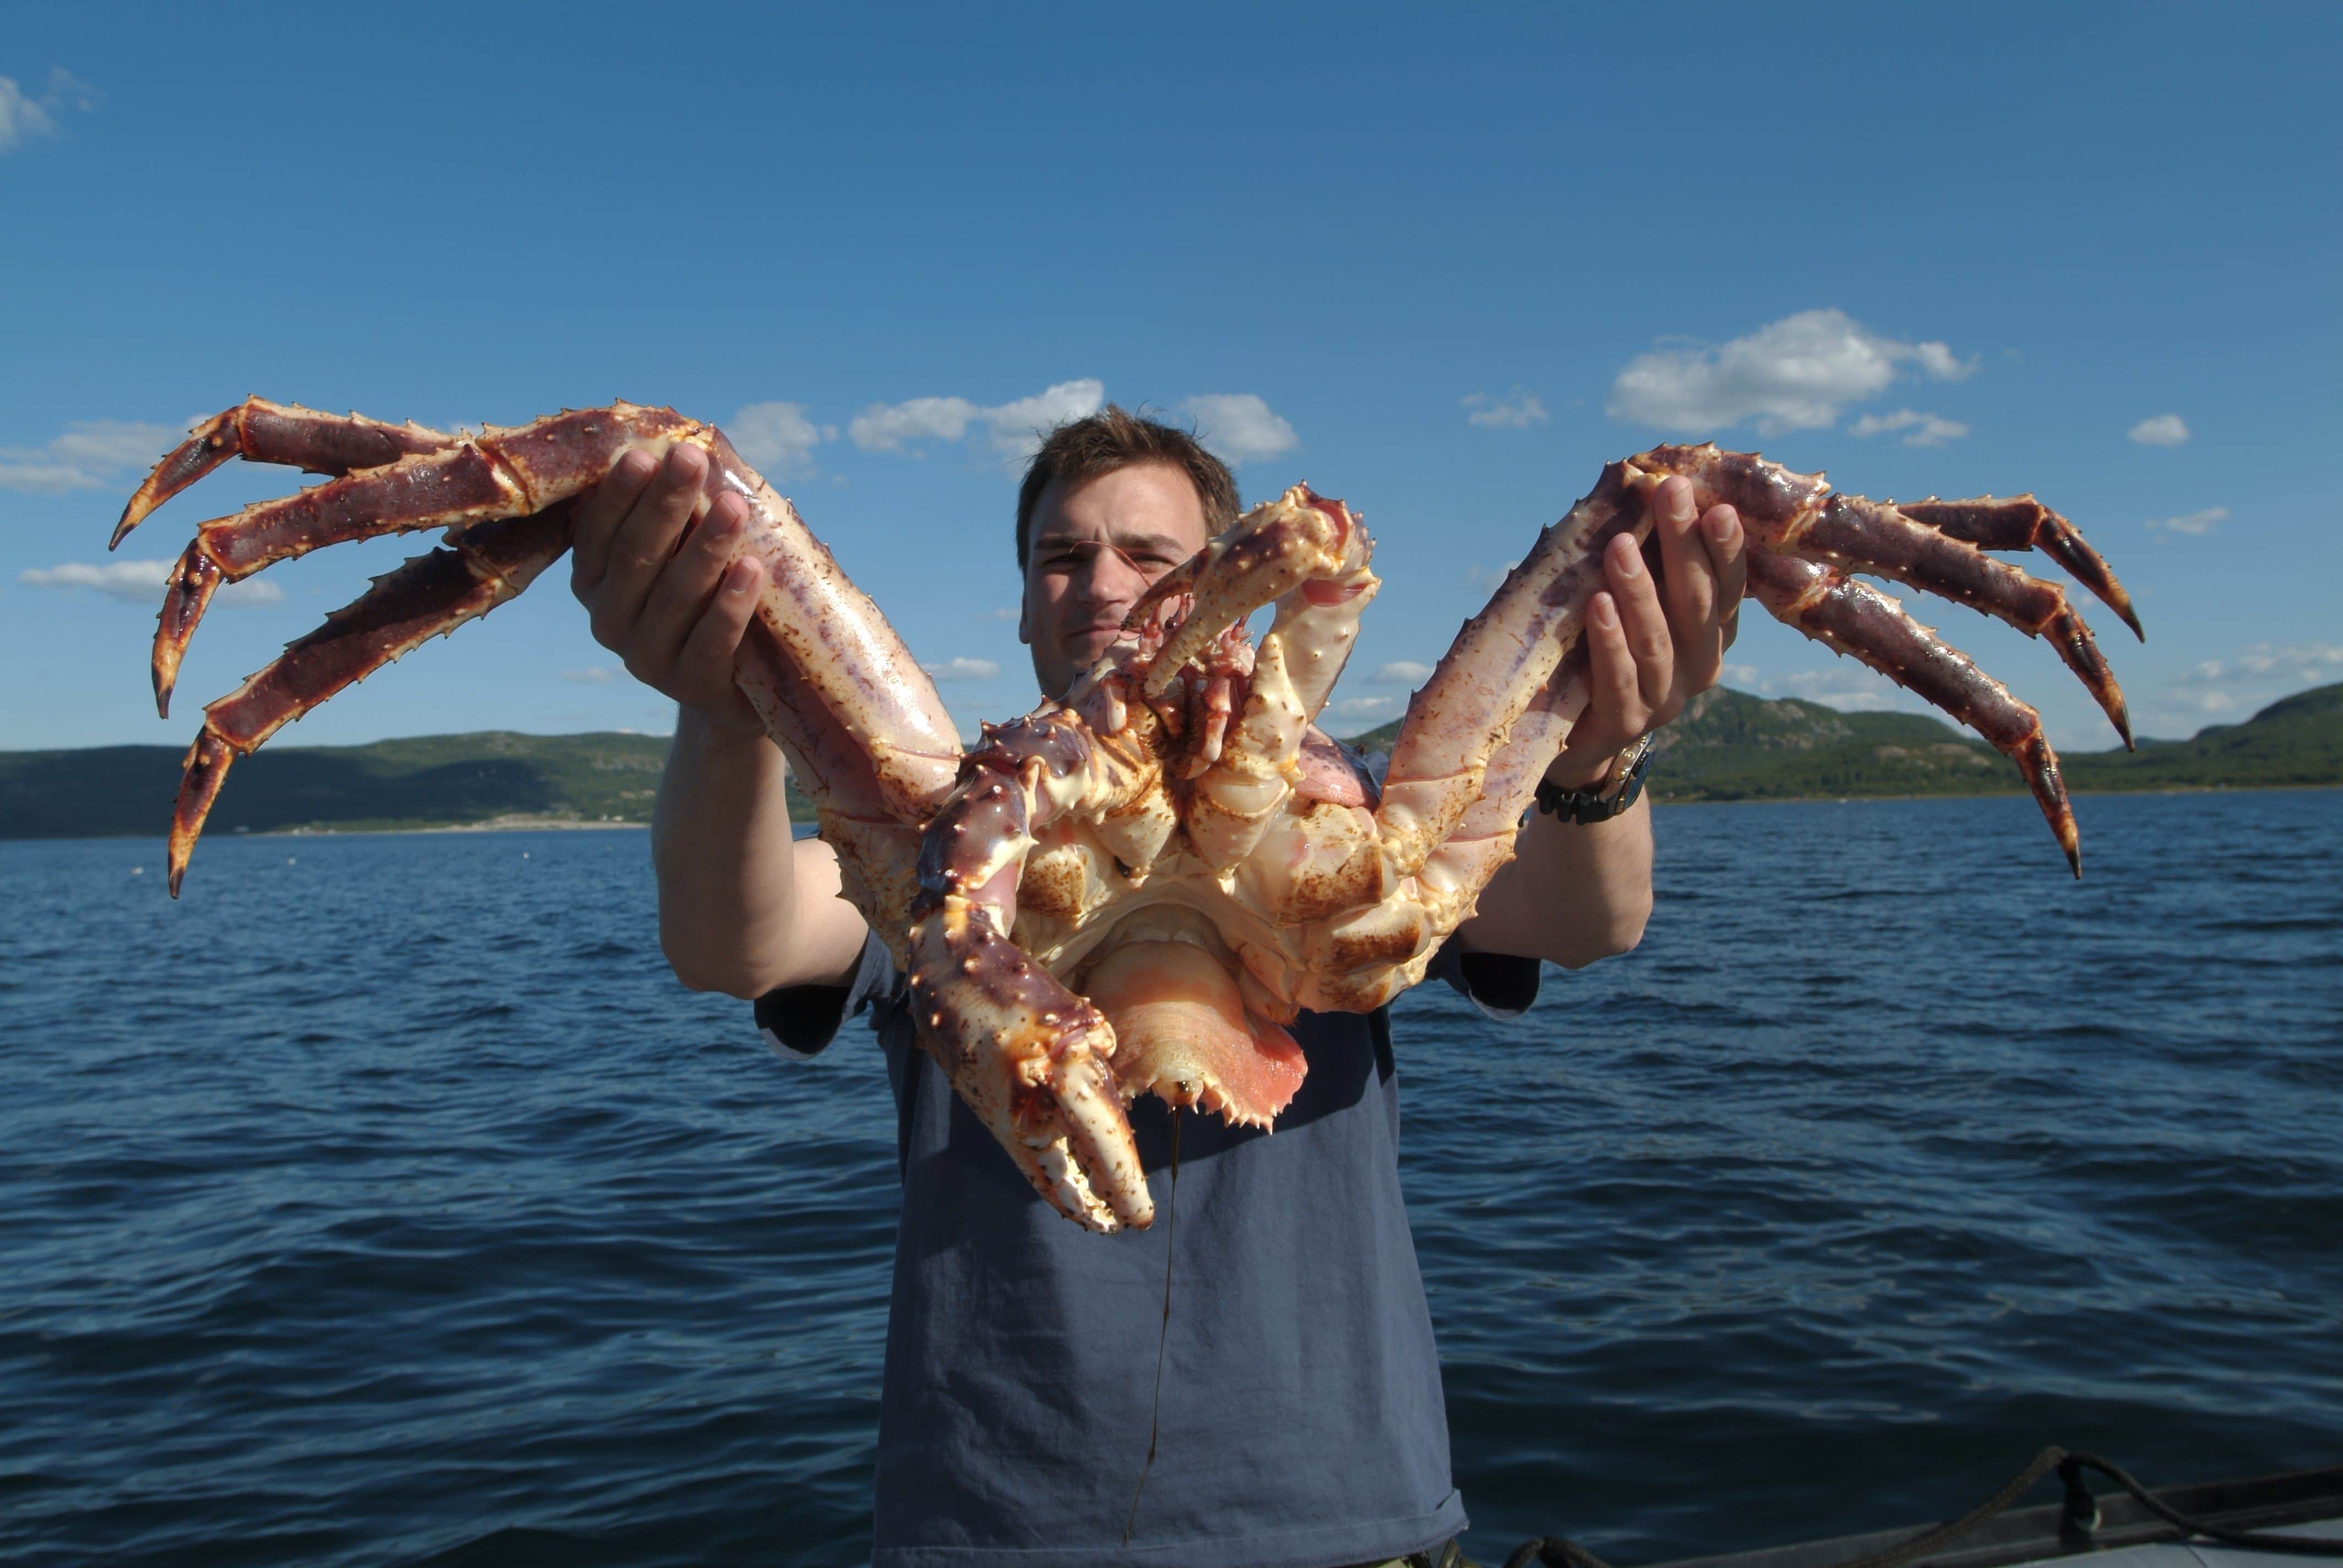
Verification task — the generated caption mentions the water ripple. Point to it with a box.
[2,792,2338,1566]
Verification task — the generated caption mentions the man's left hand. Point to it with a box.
[1548,475,1747,788]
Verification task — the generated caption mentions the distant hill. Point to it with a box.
[0,731,813,840]
[1343,682,2343,803]
[4,685,2335,840]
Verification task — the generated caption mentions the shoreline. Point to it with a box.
[7,781,2335,846]
[1651,780,2342,808]
[268,816,650,837]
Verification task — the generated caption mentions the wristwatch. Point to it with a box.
[1533,735,1654,825]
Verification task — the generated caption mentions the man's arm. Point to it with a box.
[1458,477,1743,968]
[571,444,867,999]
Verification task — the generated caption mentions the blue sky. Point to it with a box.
[4,3,2336,757]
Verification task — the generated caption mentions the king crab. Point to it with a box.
[115,399,2141,1231]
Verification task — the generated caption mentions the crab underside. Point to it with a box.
[114,399,2141,1231]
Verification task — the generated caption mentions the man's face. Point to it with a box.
[1020,462,1211,698]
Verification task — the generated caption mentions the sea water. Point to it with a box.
[3,790,2339,1566]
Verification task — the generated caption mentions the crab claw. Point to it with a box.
[908,899,1154,1232]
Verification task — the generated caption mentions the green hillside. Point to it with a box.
[0,731,813,839]
[1341,682,2343,803]
[3,685,2334,840]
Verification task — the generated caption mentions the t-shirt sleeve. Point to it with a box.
[751,929,899,1061]
[1427,937,1542,1020]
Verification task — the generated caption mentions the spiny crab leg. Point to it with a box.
[1377,458,1658,884]
[1747,549,2082,874]
[167,509,575,894]
[1634,446,2133,748]
[1899,495,2143,641]
[1125,484,1370,697]
[1789,492,2131,745]
[122,400,964,902]
[137,403,705,715]
[113,398,455,549]
[1120,484,1377,872]
[907,715,1157,1232]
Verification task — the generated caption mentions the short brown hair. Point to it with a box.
[1015,405,1240,570]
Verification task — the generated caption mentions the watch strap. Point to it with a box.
[1534,736,1654,825]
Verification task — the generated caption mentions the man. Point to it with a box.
[570,407,1744,1567]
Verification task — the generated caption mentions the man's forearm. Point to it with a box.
[1456,750,1655,970]
[651,706,822,996]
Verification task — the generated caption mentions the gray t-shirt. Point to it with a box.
[759,935,1539,1568]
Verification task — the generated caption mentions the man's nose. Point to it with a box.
[1071,545,1149,613]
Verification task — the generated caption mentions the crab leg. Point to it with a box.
[113,398,455,549]
[166,509,575,894]
[138,403,704,714]
[906,714,1155,1233]
[1746,548,2081,875]
[1121,484,1377,871]
[1376,458,1663,883]
[1898,494,2142,641]
[130,402,964,910]
[1410,665,1593,928]
[1774,495,2129,745]
[1634,447,2132,748]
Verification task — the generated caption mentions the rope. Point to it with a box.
[1500,1445,2343,1568]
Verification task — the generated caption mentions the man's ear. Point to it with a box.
[1016,593,1031,645]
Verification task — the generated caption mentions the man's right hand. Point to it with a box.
[571,443,769,736]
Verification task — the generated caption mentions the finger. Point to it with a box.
[1704,502,1747,615]
[1606,531,1674,716]
[634,491,750,674]
[672,553,765,704]
[1580,590,1644,750]
[571,448,657,593]
[591,443,709,646]
[1654,482,1720,647]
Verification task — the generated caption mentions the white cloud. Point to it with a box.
[922,656,1001,682]
[2145,505,2227,535]
[0,68,95,154]
[0,76,58,152]
[45,67,99,112]
[1374,660,1435,684]
[1751,665,1919,713]
[849,395,978,452]
[18,559,283,606]
[980,606,1020,622]
[1847,408,1969,447]
[562,667,618,684]
[989,381,1109,460]
[1462,389,1549,430]
[1179,394,1299,464]
[2178,643,2343,692]
[1607,308,1975,437]
[728,401,832,475]
[0,418,189,493]
[2128,413,2191,447]
[851,379,1105,464]
[1331,695,1399,720]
